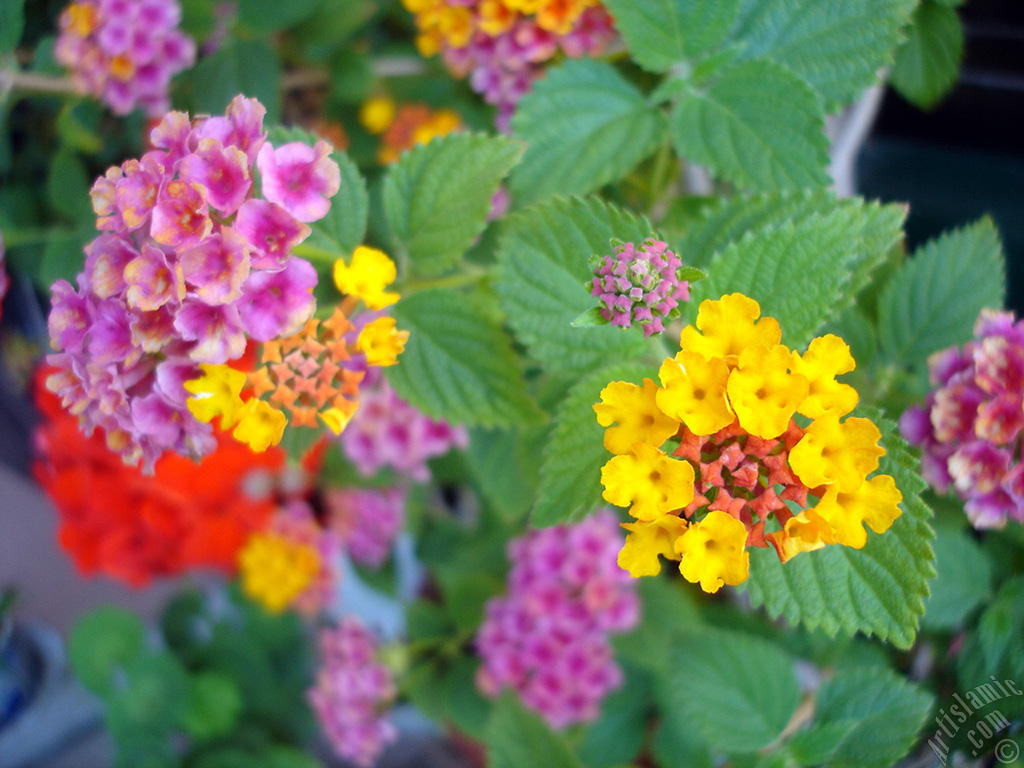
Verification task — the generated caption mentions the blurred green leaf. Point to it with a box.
[238,0,323,32]
[486,694,582,768]
[578,663,652,768]
[47,146,94,224]
[891,1,964,110]
[921,523,992,631]
[0,0,26,53]
[190,40,281,122]
[69,607,147,695]
[181,672,244,741]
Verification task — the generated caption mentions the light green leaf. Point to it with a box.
[495,196,653,375]
[0,0,26,53]
[810,668,934,768]
[660,627,800,753]
[384,133,522,276]
[744,408,935,649]
[181,672,243,741]
[921,523,992,631]
[891,2,964,110]
[670,59,830,192]
[69,607,147,696]
[385,289,542,428]
[532,362,648,527]
[878,217,1005,372]
[509,60,667,205]
[189,40,281,122]
[695,206,863,349]
[726,0,918,109]
[601,0,741,73]
[465,425,545,523]
[486,694,582,768]
[571,307,609,328]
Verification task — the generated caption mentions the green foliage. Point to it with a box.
[182,672,244,741]
[958,575,1024,711]
[577,663,652,768]
[878,217,1006,373]
[47,146,93,224]
[695,202,902,349]
[921,523,993,631]
[189,40,282,122]
[385,289,542,428]
[670,59,830,192]
[0,0,25,53]
[532,362,649,527]
[237,0,323,32]
[69,607,147,695]
[495,196,653,375]
[891,1,964,110]
[465,425,545,523]
[384,133,522,276]
[509,60,667,204]
[745,408,935,649]
[660,627,801,753]
[725,0,918,109]
[486,694,582,768]
[804,668,934,768]
[602,0,741,73]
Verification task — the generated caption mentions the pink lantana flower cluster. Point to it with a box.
[901,309,1024,529]
[590,239,692,337]
[403,0,616,131]
[47,96,341,470]
[325,486,406,569]
[341,370,469,482]
[55,0,196,116]
[308,617,398,768]
[475,511,639,729]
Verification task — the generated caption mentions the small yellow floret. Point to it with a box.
[232,399,287,453]
[333,246,400,310]
[813,474,903,548]
[617,514,688,577]
[360,96,397,135]
[766,509,834,563]
[239,532,320,614]
[600,442,695,521]
[679,293,781,364]
[674,510,750,593]
[357,317,409,367]
[184,363,247,428]
[594,378,679,455]
[726,344,808,439]
[656,350,734,437]
[789,414,885,493]
[793,334,859,419]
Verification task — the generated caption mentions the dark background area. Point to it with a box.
[859,0,1024,312]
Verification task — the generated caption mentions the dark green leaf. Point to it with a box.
[891,2,964,110]
[486,694,582,768]
[921,523,992,631]
[189,40,281,122]
[0,0,26,53]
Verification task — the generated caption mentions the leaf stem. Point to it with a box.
[0,69,82,100]
[403,267,488,295]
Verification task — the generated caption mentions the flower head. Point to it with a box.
[590,239,691,337]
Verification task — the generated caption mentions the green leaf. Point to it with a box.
[69,607,147,695]
[532,362,649,527]
[486,694,582,768]
[40,229,91,290]
[237,0,323,32]
[495,196,653,374]
[465,425,545,523]
[577,663,652,768]
[602,0,741,72]
[509,60,667,205]
[744,408,935,649]
[695,206,863,349]
[670,59,830,192]
[384,133,522,276]
[612,576,703,674]
[958,575,1024,703]
[726,0,918,109]
[921,523,992,631]
[189,40,281,122]
[809,668,934,768]
[878,217,1005,372]
[570,307,609,328]
[661,627,800,753]
[47,147,94,224]
[0,0,26,53]
[180,672,243,741]
[385,289,542,428]
[891,2,964,110]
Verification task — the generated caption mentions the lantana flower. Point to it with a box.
[595,293,903,593]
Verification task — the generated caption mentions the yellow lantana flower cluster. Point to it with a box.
[596,293,903,593]
[185,248,409,453]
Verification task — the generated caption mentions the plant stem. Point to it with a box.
[403,268,488,294]
[0,69,81,100]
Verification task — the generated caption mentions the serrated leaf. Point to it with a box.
[602,0,741,73]
[670,58,830,192]
[811,668,934,768]
[486,694,582,768]
[384,133,522,276]
[744,408,935,649]
[921,523,992,631]
[189,40,281,121]
[726,0,918,109]
[495,196,653,374]
[891,3,964,110]
[660,627,800,753]
[695,207,863,349]
[509,60,666,205]
[532,362,649,527]
[878,217,1005,372]
[384,289,542,428]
